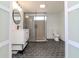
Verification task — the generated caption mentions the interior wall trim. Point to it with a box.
[0,4,9,12]
[69,40,79,49]
[65,1,68,58]
[0,40,9,48]
[68,4,79,12]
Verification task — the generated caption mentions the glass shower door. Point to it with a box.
[34,16,46,41]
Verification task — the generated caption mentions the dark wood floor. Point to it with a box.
[12,39,65,58]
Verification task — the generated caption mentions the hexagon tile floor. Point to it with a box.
[12,39,65,58]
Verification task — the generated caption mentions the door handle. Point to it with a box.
[35,24,37,29]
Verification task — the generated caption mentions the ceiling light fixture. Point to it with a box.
[40,4,45,8]
[25,16,29,18]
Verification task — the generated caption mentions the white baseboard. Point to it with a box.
[35,40,48,42]
[47,38,53,40]
[29,39,48,42]
[47,38,65,42]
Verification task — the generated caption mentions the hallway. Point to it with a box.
[12,40,65,58]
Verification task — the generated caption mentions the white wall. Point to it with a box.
[58,11,65,41]
[47,13,59,39]
[47,12,65,41]
[11,2,24,44]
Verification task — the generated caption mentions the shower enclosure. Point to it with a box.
[24,13,47,41]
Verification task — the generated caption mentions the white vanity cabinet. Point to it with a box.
[12,29,29,54]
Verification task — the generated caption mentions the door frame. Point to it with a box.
[65,1,79,58]
[0,1,12,58]
[65,1,68,58]
[9,2,12,58]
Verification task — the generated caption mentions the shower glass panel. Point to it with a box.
[34,16,46,41]
[24,14,46,41]
[24,16,35,41]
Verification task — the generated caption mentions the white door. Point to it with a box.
[65,1,79,58]
[0,1,11,58]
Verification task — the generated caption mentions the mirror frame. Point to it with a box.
[12,9,21,25]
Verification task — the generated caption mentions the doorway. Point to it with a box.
[12,1,65,58]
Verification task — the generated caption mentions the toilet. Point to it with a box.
[53,33,60,41]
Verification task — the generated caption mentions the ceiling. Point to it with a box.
[18,1,64,14]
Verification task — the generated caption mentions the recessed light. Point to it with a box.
[25,16,29,18]
[40,4,45,8]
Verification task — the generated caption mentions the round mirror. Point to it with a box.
[12,9,21,24]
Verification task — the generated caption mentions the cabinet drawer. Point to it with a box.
[12,42,28,51]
